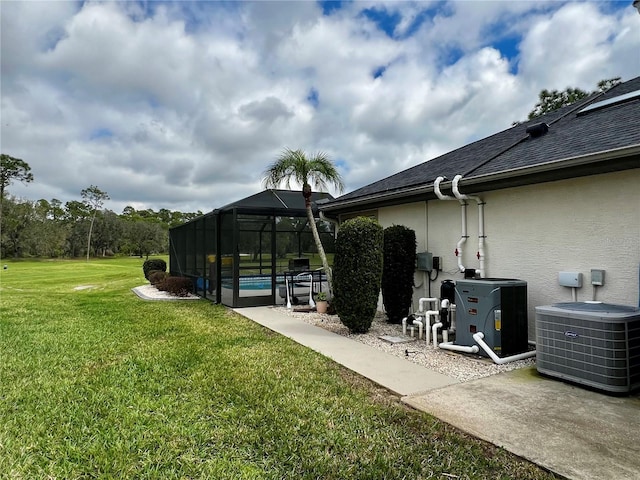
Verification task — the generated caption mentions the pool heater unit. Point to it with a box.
[535,302,640,394]
[454,278,529,357]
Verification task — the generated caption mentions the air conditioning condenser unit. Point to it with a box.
[535,302,640,394]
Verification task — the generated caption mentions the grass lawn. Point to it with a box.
[0,257,560,479]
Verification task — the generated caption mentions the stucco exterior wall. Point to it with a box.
[375,169,640,340]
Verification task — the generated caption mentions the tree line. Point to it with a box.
[1,154,201,259]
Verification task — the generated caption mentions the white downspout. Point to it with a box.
[434,176,467,273]
[319,211,339,236]
[452,175,485,278]
[473,332,537,365]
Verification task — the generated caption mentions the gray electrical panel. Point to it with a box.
[416,252,433,272]
[455,278,529,357]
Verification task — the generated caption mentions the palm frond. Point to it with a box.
[262,148,344,194]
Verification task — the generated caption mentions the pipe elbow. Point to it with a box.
[453,174,481,203]
[434,176,455,200]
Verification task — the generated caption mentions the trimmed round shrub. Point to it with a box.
[382,225,417,324]
[157,276,193,297]
[149,270,169,286]
[332,217,383,333]
[143,258,167,280]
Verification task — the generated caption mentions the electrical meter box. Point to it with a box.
[454,278,529,357]
[416,252,433,272]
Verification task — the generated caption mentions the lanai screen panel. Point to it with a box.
[219,210,235,307]
[235,213,276,307]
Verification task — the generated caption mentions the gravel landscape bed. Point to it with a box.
[274,306,535,383]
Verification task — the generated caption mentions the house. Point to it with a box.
[320,76,640,341]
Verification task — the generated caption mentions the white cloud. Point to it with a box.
[1,0,638,215]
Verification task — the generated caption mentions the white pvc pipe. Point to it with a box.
[477,201,486,277]
[414,318,423,340]
[435,176,467,273]
[472,332,537,365]
[434,176,454,200]
[424,310,439,344]
[456,201,468,273]
[453,174,486,277]
[402,316,423,339]
[418,297,438,313]
[438,341,479,354]
[432,322,443,348]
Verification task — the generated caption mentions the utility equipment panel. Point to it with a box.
[455,278,529,357]
[416,252,433,272]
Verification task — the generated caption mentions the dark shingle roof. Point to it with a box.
[216,189,333,215]
[325,76,640,211]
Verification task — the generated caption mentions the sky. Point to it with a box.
[1,0,639,215]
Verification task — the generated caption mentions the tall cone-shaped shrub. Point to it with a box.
[382,225,417,324]
[333,217,383,333]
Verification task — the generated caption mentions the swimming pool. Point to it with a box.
[221,275,283,291]
[221,274,327,291]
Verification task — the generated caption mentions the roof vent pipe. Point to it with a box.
[452,175,485,278]
[434,176,467,274]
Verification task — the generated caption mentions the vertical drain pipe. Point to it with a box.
[434,176,467,273]
[452,175,485,278]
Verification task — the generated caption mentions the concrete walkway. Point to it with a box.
[235,306,640,480]
[235,306,457,396]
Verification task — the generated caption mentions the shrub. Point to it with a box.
[149,270,168,286]
[332,217,383,333]
[143,258,167,280]
[157,276,193,297]
[382,225,417,324]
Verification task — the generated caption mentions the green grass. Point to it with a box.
[0,258,560,479]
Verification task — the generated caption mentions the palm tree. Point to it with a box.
[263,148,344,293]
